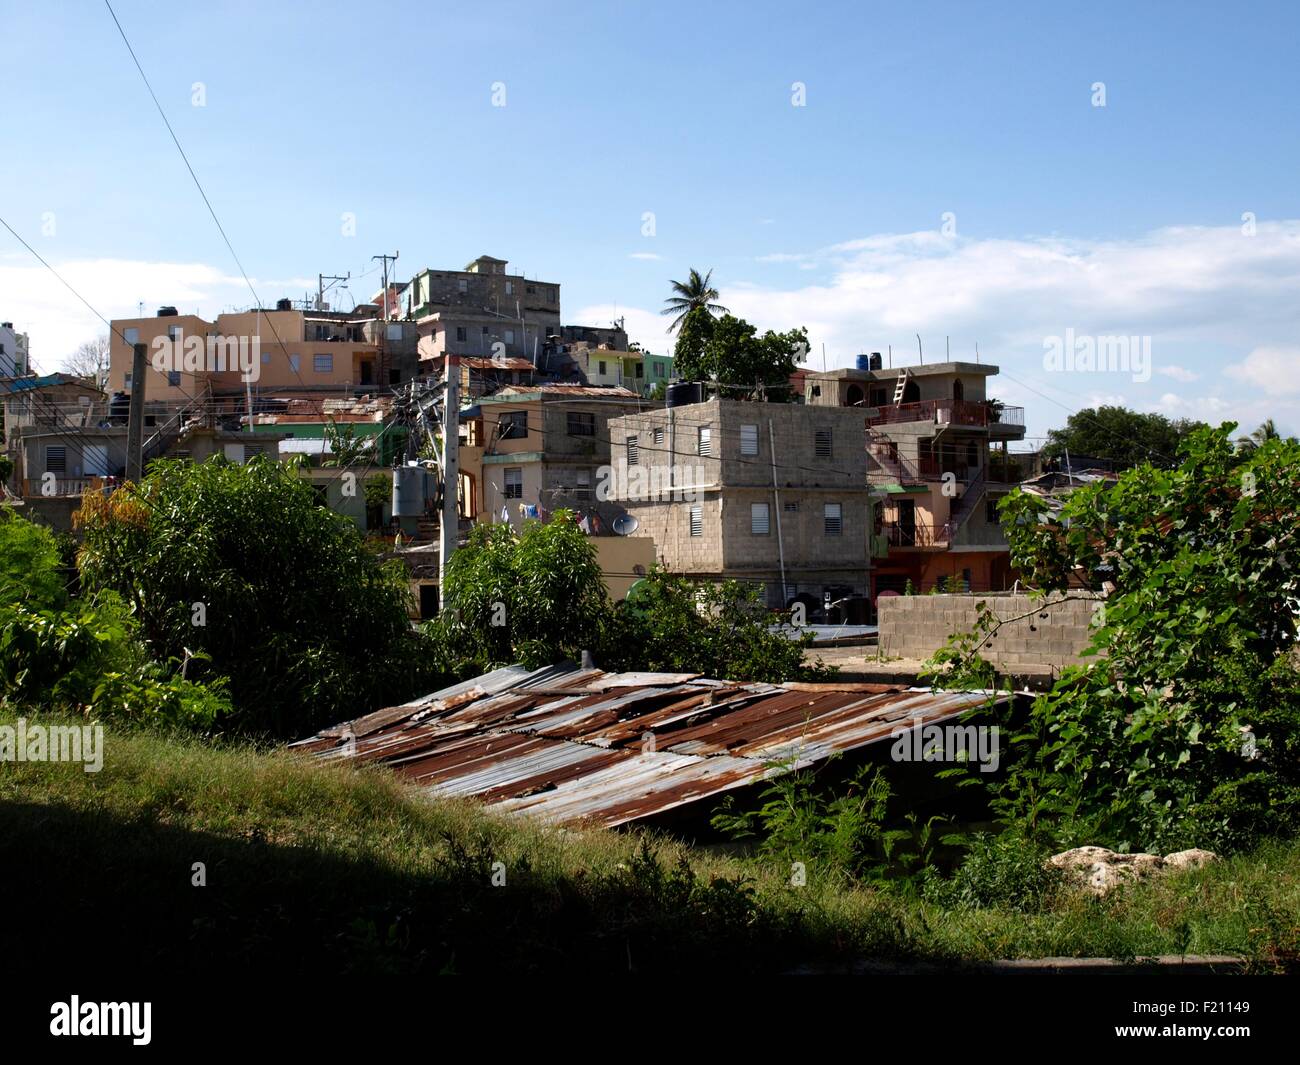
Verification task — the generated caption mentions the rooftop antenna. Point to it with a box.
[976,341,980,364]
[887,344,892,368]
[916,334,923,365]
[821,342,827,373]
[946,336,950,360]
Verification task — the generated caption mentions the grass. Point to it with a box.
[3,710,1298,975]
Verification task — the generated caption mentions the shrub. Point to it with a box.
[923,832,1063,912]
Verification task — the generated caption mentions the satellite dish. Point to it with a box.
[612,515,639,536]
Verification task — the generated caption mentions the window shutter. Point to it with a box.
[751,502,770,534]
[823,502,842,536]
[689,504,703,536]
[740,424,759,456]
[626,436,639,466]
[814,428,832,458]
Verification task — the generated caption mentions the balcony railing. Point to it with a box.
[868,399,989,427]
[880,521,948,547]
[990,405,1025,427]
[21,476,107,498]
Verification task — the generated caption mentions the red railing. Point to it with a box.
[868,399,990,427]
[881,521,947,547]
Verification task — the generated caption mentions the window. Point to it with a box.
[698,427,713,457]
[567,411,595,436]
[625,436,639,466]
[261,351,271,364]
[689,504,703,537]
[45,445,66,474]
[598,360,607,375]
[123,327,139,345]
[654,362,665,377]
[503,467,523,499]
[167,371,181,387]
[504,330,515,344]
[457,279,468,293]
[505,281,513,296]
[289,354,300,373]
[482,326,490,336]
[575,470,592,498]
[456,327,468,343]
[167,326,179,341]
[500,411,528,439]
[652,426,664,445]
[751,502,770,535]
[389,369,401,385]
[313,354,333,374]
[824,502,842,536]
[783,501,800,512]
[386,323,403,341]
[986,498,999,525]
[526,284,535,294]
[548,288,557,303]
[740,424,759,456]
[814,428,833,458]
[124,372,133,387]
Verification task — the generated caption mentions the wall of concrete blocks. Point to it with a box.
[877,591,1102,668]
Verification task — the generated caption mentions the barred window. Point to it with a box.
[500,411,528,439]
[626,436,639,466]
[814,428,833,458]
[504,467,523,499]
[567,411,595,436]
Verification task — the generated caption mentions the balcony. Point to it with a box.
[867,399,1025,430]
[880,521,948,548]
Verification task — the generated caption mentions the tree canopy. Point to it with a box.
[674,312,807,400]
[1042,406,1206,469]
[934,423,1300,853]
[661,267,728,333]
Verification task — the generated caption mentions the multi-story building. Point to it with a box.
[408,256,562,370]
[0,321,31,377]
[805,359,1027,594]
[458,383,645,528]
[106,302,407,425]
[606,397,874,611]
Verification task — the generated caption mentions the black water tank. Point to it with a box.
[665,381,705,407]
[869,352,883,370]
[109,391,130,425]
[156,306,178,317]
[276,298,292,311]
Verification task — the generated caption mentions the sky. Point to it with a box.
[3,0,1299,445]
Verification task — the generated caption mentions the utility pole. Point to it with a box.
[126,342,147,481]
[439,353,460,596]
[316,272,350,311]
[372,252,399,388]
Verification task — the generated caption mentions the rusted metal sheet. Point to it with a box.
[295,668,1006,827]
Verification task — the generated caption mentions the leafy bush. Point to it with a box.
[933,425,1300,853]
[75,457,443,738]
[923,832,1063,912]
[713,761,902,881]
[0,510,67,610]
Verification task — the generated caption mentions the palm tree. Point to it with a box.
[1237,418,1281,454]
[661,268,729,333]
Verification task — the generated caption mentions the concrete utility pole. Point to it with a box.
[439,353,460,593]
[126,342,147,481]
[316,272,350,311]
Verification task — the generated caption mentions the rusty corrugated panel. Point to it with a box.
[296,669,1007,827]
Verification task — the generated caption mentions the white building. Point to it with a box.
[0,322,30,377]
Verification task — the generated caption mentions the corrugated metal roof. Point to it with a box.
[292,668,1006,828]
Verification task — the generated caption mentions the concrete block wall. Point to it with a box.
[877,591,1102,668]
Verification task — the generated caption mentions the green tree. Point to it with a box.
[661,268,728,333]
[433,511,609,670]
[1043,406,1206,470]
[933,424,1300,853]
[1235,417,1295,455]
[322,420,372,467]
[0,509,67,610]
[680,314,807,400]
[75,457,442,738]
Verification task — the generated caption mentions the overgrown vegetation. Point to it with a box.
[927,424,1300,856]
[73,458,446,738]
[429,510,827,682]
[2,714,1295,975]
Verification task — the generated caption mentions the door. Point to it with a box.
[897,499,917,545]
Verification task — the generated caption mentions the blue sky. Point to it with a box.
[4,0,1299,442]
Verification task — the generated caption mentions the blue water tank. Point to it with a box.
[855,353,872,371]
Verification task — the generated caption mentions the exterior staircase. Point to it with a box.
[940,467,986,543]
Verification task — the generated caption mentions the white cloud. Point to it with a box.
[1225,345,1300,394]
[628,252,664,261]
[604,221,1300,439]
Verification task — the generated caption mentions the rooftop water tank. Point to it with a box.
[665,381,705,407]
